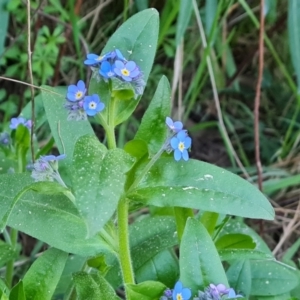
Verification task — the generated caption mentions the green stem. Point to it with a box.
[108,97,117,149]
[5,228,18,287]
[117,198,135,284]
[97,96,134,286]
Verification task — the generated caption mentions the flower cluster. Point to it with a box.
[10,117,32,130]
[84,48,145,97]
[0,117,32,148]
[161,282,243,300]
[165,117,192,162]
[31,154,66,185]
[65,80,105,121]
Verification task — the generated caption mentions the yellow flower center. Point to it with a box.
[121,68,130,76]
[178,142,185,152]
[176,293,183,300]
[89,101,96,109]
[96,55,104,61]
[75,91,83,99]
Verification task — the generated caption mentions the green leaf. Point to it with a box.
[9,281,25,300]
[41,86,94,163]
[72,138,134,237]
[23,248,68,300]
[288,0,300,93]
[124,140,148,159]
[205,0,218,35]
[0,181,73,231]
[219,249,273,262]
[227,260,251,298]
[55,255,86,298]
[135,250,179,288]
[175,0,192,45]
[250,260,299,296]
[134,76,171,155]
[127,158,274,220]
[218,219,272,255]
[125,281,166,300]
[73,272,119,300]
[0,173,103,256]
[0,240,17,268]
[215,234,256,250]
[179,218,228,293]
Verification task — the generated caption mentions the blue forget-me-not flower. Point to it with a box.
[172,281,191,300]
[84,52,111,66]
[66,80,87,102]
[170,130,192,161]
[83,94,105,116]
[227,288,243,299]
[166,117,183,133]
[99,61,115,79]
[114,60,140,82]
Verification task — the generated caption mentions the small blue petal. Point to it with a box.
[182,149,189,161]
[174,149,181,161]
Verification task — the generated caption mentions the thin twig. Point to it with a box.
[272,200,300,256]
[171,41,184,120]
[192,0,250,179]
[27,0,35,163]
[254,0,265,191]
[0,77,64,97]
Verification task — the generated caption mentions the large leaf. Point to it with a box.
[288,0,300,93]
[23,248,68,300]
[134,76,171,155]
[127,158,274,220]
[73,139,134,237]
[250,260,299,296]
[180,218,228,293]
[0,173,103,256]
[41,86,94,163]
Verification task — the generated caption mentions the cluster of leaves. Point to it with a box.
[0,6,300,300]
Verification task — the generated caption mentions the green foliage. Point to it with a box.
[2,3,300,300]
